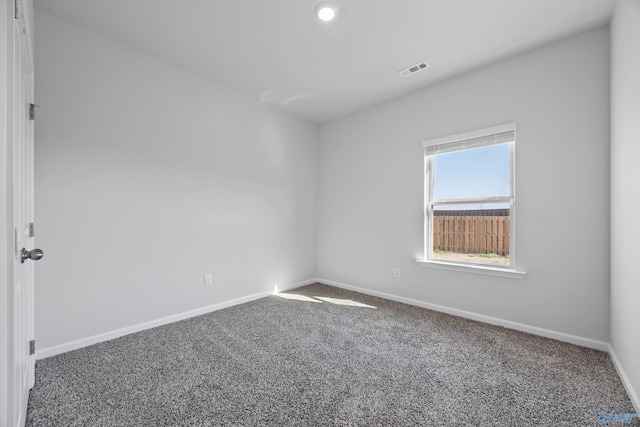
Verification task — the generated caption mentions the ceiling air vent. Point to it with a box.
[399,61,430,78]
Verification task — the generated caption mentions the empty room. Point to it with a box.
[2,0,639,425]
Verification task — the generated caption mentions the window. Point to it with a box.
[421,123,517,272]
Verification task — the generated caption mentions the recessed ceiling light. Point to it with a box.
[315,2,337,22]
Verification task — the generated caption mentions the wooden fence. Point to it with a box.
[433,210,509,256]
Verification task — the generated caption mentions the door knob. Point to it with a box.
[21,248,43,264]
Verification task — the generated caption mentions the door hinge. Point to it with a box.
[28,222,34,237]
[29,104,39,120]
[29,340,35,356]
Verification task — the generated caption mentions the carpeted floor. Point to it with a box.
[27,283,638,426]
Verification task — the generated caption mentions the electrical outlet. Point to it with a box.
[204,274,213,286]
[394,267,401,278]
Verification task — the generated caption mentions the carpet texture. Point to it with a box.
[27,283,638,426]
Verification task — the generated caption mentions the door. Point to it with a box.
[12,1,37,425]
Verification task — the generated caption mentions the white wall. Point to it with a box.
[34,11,317,350]
[610,0,640,409]
[317,27,610,341]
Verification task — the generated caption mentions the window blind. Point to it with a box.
[422,123,516,155]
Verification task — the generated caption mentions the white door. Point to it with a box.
[12,1,38,425]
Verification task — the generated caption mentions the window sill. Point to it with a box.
[416,259,526,279]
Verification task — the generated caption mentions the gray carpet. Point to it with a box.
[27,283,638,426]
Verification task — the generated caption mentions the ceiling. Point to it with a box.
[34,0,615,124]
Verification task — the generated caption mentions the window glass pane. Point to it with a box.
[433,143,510,200]
[432,203,510,266]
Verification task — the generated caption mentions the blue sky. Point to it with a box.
[433,143,510,202]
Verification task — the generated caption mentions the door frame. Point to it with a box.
[1,0,35,425]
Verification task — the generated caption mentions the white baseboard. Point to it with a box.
[315,277,609,352]
[36,278,315,360]
[37,277,638,412]
[608,345,640,413]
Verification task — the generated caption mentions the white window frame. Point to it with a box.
[417,123,525,279]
